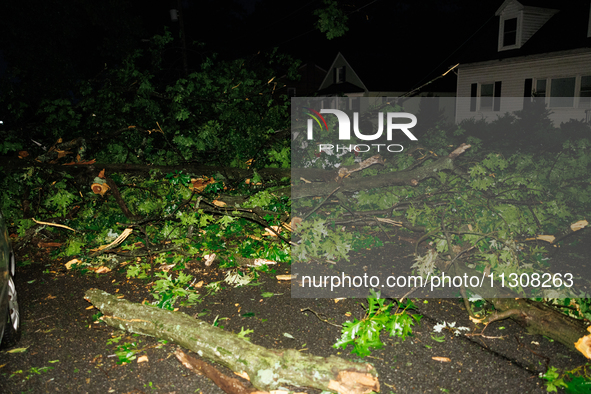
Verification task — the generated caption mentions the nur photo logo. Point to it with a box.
[302,105,418,154]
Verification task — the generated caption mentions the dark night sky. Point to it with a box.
[128,0,500,79]
[0,0,502,95]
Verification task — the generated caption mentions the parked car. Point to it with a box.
[0,211,20,348]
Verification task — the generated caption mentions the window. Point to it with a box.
[535,79,547,97]
[334,66,346,84]
[549,77,575,107]
[480,84,494,110]
[580,76,591,108]
[479,81,502,111]
[503,18,518,47]
[535,76,591,108]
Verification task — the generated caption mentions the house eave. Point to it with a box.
[459,47,591,70]
[495,0,558,16]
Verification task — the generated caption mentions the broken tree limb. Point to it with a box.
[445,263,591,358]
[292,145,470,200]
[175,349,257,394]
[487,297,591,358]
[523,220,589,246]
[0,156,291,186]
[175,349,309,394]
[105,177,139,221]
[84,289,379,394]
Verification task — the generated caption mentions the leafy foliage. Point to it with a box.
[293,218,353,262]
[313,0,349,40]
[334,290,421,357]
[541,364,591,393]
[150,270,202,310]
[294,102,591,300]
[1,3,590,377]
[2,30,294,169]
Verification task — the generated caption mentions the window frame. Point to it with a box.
[532,76,591,108]
[498,14,521,51]
[502,17,518,47]
[476,81,502,112]
[479,83,495,111]
[534,78,547,98]
[579,75,591,108]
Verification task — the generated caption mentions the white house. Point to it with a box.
[456,0,591,125]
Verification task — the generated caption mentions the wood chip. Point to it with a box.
[65,259,83,269]
[571,220,588,231]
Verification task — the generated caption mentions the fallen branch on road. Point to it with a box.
[84,289,380,394]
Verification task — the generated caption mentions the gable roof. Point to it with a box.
[496,0,561,13]
[317,52,367,93]
[458,0,591,65]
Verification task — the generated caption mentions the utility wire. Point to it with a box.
[410,12,496,90]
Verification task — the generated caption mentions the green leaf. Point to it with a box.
[237,327,254,341]
[7,347,29,353]
[431,334,446,343]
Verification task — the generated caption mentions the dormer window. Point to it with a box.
[498,15,520,51]
[503,18,517,46]
[495,1,558,52]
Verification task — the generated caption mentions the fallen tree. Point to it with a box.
[292,144,470,200]
[84,289,380,394]
[445,261,591,358]
[291,141,591,359]
[0,155,291,191]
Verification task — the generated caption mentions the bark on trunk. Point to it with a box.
[488,297,591,359]
[84,289,379,394]
[292,144,470,200]
[447,263,591,358]
[0,156,291,186]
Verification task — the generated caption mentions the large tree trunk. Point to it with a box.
[0,156,291,186]
[293,155,457,200]
[84,289,379,394]
[446,263,591,358]
[487,297,591,359]
[292,144,471,199]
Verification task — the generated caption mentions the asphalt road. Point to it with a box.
[0,235,588,393]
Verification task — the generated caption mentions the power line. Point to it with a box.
[410,12,496,90]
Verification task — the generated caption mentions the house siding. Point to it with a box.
[502,1,520,15]
[456,50,591,124]
[496,1,558,51]
[521,10,555,44]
